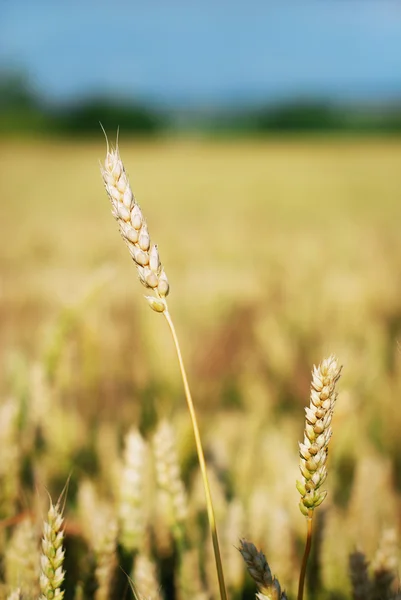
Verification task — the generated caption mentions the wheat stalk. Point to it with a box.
[296,355,342,600]
[39,500,65,600]
[100,137,227,600]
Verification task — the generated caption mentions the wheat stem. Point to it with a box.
[297,511,313,600]
[164,309,227,600]
[101,141,227,600]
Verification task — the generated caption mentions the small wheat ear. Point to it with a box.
[238,539,288,600]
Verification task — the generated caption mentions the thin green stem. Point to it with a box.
[164,309,228,600]
[298,511,314,600]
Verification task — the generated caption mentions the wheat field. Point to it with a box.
[1,137,401,600]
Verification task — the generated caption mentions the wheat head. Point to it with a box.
[39,500,65,600]
[239,539,287,600]
[296,355,342,515]
[101,141,169,313]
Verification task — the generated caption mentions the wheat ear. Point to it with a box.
[119,428,148,552]
[239,539,287,600]
[100,138,227,600]
[296,355,342,600]
[39,500,65,600]
[153,420,188,543]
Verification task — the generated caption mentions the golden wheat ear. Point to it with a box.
[100,136,227,600]
[297,355,342,600]
[39,499,66,600]
[101,140,169,313]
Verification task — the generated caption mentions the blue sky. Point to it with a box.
[1,0,401,107]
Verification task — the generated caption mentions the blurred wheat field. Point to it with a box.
[1,137,401,600]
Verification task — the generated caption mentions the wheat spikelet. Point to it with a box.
[101,141,169,313]
[5,518,40,598]
[238,539,287,600]
[349,550,372,600]
[296,355,342,515]
[39,500,65,600]
[119,428,148,552]
[153,420,188,535]
[6,590,21,600]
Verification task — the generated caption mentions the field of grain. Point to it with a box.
[1,137,401,600]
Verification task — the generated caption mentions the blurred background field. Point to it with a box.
[1,135,401,599]
[2,2,401,599]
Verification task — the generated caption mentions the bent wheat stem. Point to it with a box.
[164,310,227,600]
[100,138,227,600]
[297,511,313,600]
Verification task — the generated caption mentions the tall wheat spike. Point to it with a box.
[100,136,227,600]
[296,355,342,600]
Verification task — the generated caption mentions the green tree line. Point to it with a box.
[1,71,401,136]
